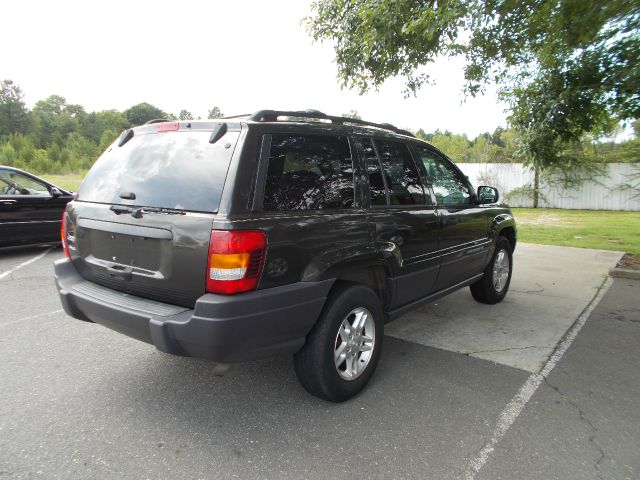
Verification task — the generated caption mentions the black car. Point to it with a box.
[0,166,74,248]
[54,110,516,401]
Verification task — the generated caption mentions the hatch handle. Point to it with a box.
[106,264,133,281]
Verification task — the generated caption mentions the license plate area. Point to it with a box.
[86,230,165,272]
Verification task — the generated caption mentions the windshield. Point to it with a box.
[77,130,238,212]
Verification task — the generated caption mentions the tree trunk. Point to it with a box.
[533,166,540,208]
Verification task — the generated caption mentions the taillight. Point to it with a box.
[157,122,180,132]
[61,211,70,259]
[206,230,266,295]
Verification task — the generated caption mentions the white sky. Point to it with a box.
[1,0,508,138]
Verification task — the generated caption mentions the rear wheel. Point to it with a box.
[294,283,384,402]
[470,236,513,304]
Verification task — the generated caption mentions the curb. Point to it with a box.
[609,268,640,280]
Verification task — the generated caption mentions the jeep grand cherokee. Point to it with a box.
[55,110,516,402]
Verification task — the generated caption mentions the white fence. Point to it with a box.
[457,163,640,211]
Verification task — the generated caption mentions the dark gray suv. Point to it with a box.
[55,110,516,401]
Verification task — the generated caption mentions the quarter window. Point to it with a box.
[262,134,354,211]
[416,146,472,206]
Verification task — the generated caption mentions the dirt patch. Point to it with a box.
[515,214,571,227]
[617,253,640,271]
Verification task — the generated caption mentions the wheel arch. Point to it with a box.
[490,213,517,252]
[321,260,393,309]
[499,226,516,252]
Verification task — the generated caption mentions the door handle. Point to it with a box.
[0,199,17,205]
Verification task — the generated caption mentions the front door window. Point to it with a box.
[0,170,50,196]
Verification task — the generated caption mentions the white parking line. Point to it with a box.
[463,276,614,480]
[0,309,64,329]
[0,246,54,281]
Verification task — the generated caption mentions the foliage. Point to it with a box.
[342,109,361,119]
[124,102,169,126]
[306,0,639,103]
[30,95,84,148]
[0,80,31,137]
[415,126,521,164]
[208,106,223,119]
[79,109,128,145]
[179,109,194,120]
[305,0,468,96]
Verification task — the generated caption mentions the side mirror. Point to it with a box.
[477,185,499,204]
[50,187,62,197]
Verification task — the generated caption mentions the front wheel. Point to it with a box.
[470,236,513,304]
[294,283,384,402]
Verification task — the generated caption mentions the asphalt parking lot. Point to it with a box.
[1,244,638,479]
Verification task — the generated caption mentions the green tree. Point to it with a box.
[430,132,471,163]
[30,95,81,148]
[306,0,640,205]
[179,109,194,120]
[124,102,168,126]
[415,128,432,142]
[208,106,223,119]
[0,80,31,137]
[79,110,129,144]
[342,109,361,119]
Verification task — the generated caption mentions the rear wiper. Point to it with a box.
[131,206,186,218]
[110,205,186,217]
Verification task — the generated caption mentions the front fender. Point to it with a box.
[490,212,517,245]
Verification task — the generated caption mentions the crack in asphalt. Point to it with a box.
[544,377,606,480]
[464,345,552,356]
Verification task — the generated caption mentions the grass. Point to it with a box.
[512,208,640,254]
[41,172,87,192]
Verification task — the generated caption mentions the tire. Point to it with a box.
[470,236,513,304]
[294,283,384,402]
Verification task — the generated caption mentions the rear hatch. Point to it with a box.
[65,121,240,308]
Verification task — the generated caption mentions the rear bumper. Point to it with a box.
[54,259,333,363]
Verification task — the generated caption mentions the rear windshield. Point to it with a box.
[77,130,238,212]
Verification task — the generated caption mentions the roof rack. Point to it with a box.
[222,113,251,119]
[247,109,415,137]
[144,119,172,125]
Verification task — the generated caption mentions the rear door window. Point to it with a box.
[77,130,238,212]
[262,134,354,211]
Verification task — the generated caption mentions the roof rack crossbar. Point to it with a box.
[222,113,252,119]
[248,110,414,137]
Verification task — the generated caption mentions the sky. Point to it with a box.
[1,0,509,138]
